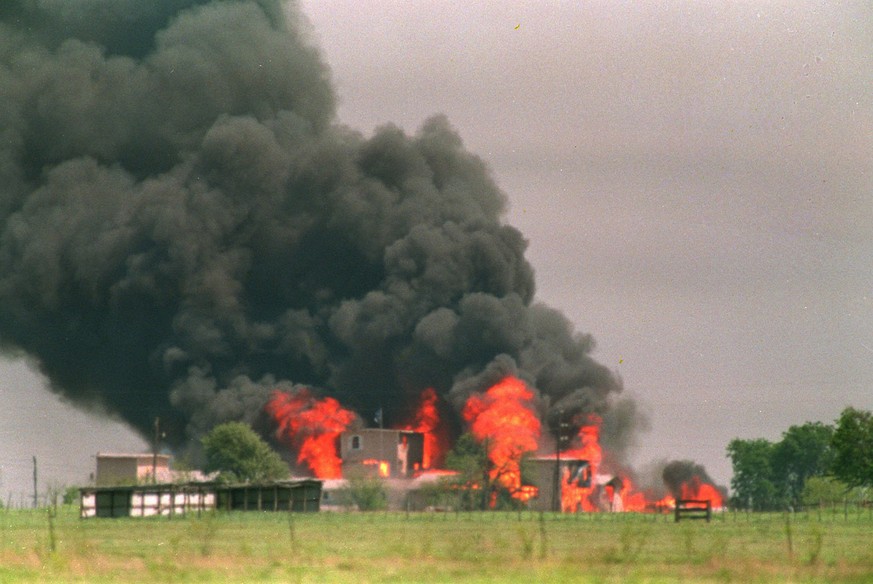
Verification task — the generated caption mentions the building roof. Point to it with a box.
[81,478,323,493]
[96,452,171,461]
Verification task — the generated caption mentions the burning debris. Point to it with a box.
[661,460,726,509]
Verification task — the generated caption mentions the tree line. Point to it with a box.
[727,407,873,511]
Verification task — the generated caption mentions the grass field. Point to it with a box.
[1,506,872,583]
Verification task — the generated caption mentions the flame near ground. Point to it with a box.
[267,375,724,511]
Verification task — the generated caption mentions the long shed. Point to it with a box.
[80,480,322,518]
[216,480,321,512]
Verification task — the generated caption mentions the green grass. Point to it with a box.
[1,507,872,583]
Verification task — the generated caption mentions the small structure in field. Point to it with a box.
[80,480,322,518]
[674,499,712,522]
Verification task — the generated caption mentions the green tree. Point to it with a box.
[443,433,533,510]
[62,485,80,506]
[201,422,289,483]
[771,422,834,509]
[726,438,781,510]
[801,476,849,507]
[342,478,388,511]
[830,407,873,488]
[445,432,490,510]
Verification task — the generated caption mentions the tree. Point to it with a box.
[801,476,851,507]
[443,432,533,510]
[445,432,490,510]
[771,422,834,508]
[62,485,80,506]
[726,438,781,510]
[342,478,388,511]
[830,407,873,488]
[201,422,289,483]
[727,420,837,510]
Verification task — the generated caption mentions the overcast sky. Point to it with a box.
[1,1,871,501]
[296,1,873,484]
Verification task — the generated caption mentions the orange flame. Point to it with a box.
[363,459,391,478]
[679,476,724,507]
[548,415,725,514]
[618,478,649,512]
[604,475,723,513]
[558,415,603,512]
[560,465,594,512]
[516,484,539,502]
[400,388,448,469]
[266,388,356,479]
[561,415,603,470]
[462,376,541,501]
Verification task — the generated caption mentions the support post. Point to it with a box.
[32,456,38,508]
[152,417,160,484]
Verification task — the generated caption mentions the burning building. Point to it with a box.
[340,429,425,479]
[527,457,592,512]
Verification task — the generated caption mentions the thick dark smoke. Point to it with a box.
[0,0,632,454]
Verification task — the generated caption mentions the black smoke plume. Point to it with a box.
[661,460,726,499]
[0,0,631,453]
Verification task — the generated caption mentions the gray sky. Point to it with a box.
[1,1,871,500]
[295,1,873,485]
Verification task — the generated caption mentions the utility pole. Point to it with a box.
[152,417,160,484]
[32,455,38,509]
[553,410,568,512]
[376,406,384,477]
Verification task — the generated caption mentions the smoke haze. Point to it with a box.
[0,1,631,455]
